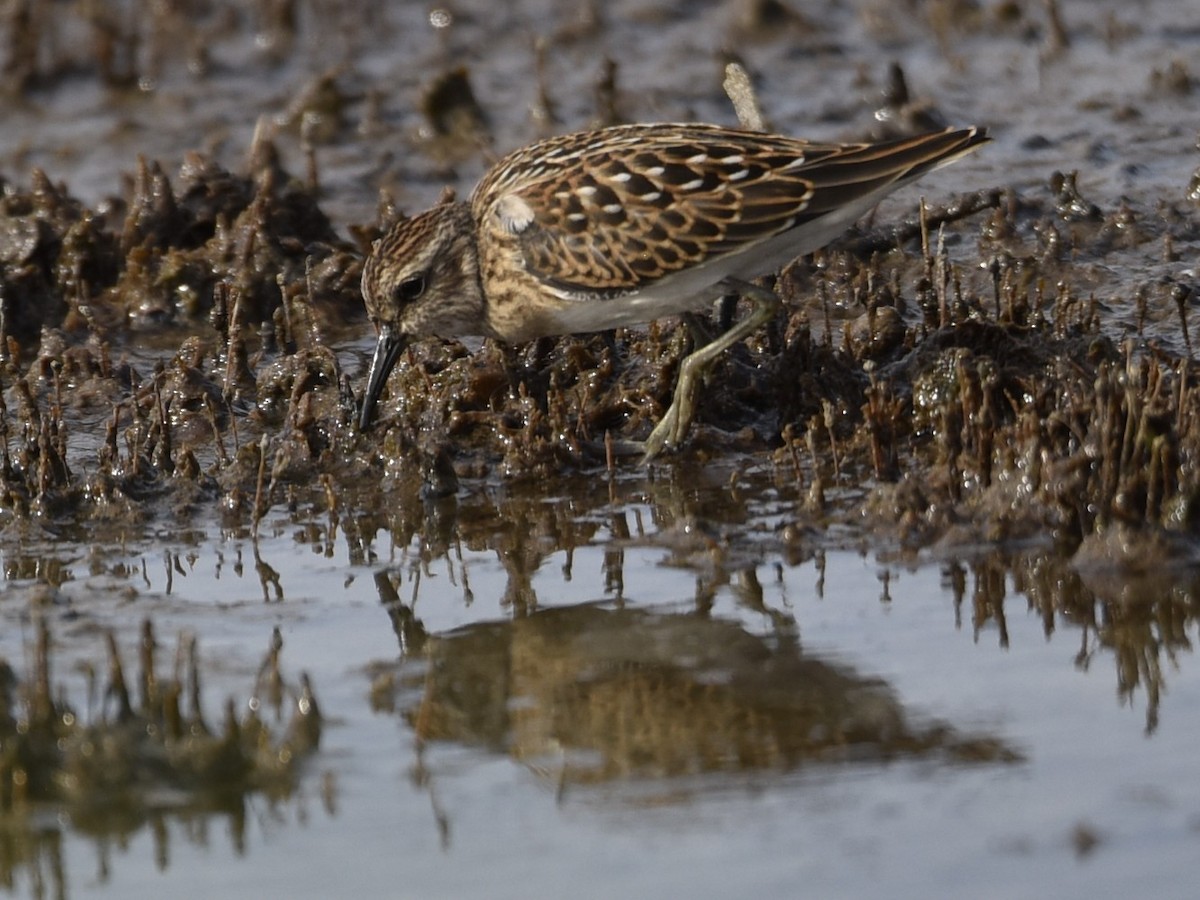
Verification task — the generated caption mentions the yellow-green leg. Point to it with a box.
[641,278,781,462]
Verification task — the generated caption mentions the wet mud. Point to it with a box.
[2,0,1200,894]
[0,113,1195,558]
[0,2,1195,552]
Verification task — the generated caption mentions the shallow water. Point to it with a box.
[4,481,1196,899]
[4,0,1200,897]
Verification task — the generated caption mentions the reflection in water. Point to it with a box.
[943,553,1200,734]
[0,621,326,895]
[3,473,1200,884]
[370,592,1022,846]
[379,603,1018,796]
[359,470,1200,740]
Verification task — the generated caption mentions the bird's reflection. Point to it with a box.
[363,464,1200,752]
[378,602,1017,791]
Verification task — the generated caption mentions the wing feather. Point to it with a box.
[473,124,985,299]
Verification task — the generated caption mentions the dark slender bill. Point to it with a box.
[358,325,408,430]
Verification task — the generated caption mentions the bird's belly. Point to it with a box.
[539,283,726,335]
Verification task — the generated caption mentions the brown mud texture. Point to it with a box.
[0,0,1198,559]
[2,132,1197,558]
[1,0,1199,884]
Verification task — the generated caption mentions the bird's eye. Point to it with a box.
[396,274,426,303]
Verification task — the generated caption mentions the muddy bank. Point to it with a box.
[2,3,1200,895]
[0,138,1196,560]
[1,3,1196,557]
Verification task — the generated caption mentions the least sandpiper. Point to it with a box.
[358,122,988,459]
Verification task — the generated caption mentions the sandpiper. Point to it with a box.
[358,122,988,459]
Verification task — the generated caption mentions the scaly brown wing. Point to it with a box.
[473,123,986,299]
